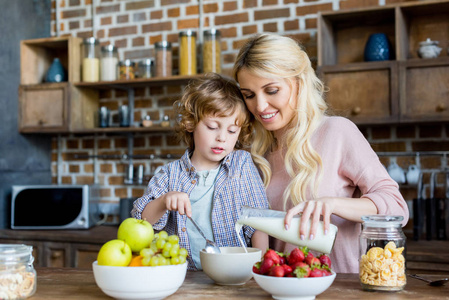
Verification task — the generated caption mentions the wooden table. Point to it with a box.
[31,268,448,299]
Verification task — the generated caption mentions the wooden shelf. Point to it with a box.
[317,0,449,124]
[73,74,201,90]
[70,125,175,135]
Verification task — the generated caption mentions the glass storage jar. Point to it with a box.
[118,59,135,80]
[82,37,100,82]
[202,29,221,73]
[0,244,36,299]
[359,215,406,291]
[100,44,118,81]
[137,59,153,78]
[179,30,197,75]
[155,41,172,77]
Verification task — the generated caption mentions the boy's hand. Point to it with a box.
[163,191,192,217]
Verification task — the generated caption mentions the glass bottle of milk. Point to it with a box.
[100,44,118,81]
[236,206,338,254]
[82,37,100,82]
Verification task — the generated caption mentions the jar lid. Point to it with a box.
[83,37,99,45]
[361,215,403,227]
[204,29,221,37]
[0,244,33,265]
[179,30,197,37]
[119,59,135,66]
[155,41,172,49]
[138,59,153,66]
[101,44,117,52]
[419,38,439,46]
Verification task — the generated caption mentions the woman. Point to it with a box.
[232,33,409,273]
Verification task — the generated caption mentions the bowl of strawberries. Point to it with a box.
[252,247,336,300]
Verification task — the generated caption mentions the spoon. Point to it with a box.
[187,216,221,254]
[409,274,449,286]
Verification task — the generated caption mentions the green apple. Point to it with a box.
[97,239,132,266]
[117,218,154,253]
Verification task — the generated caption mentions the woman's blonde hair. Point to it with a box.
[174,73,253,150]
[233,33,328,209]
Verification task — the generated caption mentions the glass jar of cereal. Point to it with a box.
[0,244,37,299]
[179,30,197,75]
[202,29,221,73]
[359,215,406,291]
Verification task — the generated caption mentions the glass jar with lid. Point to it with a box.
[137,59,153,79]
[100,44,118,81]
[202,29,221,73]
[0,244,37,299]
[155,41,172,77]
[179,30,197,75]
[118,59,136,80]
[359,215,406,291]
[82,37,100,82]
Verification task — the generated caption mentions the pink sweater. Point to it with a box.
[266,116,409,273]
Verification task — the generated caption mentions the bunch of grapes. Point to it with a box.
[139,230,188,266]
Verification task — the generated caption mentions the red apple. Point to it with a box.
[117,218,154,253]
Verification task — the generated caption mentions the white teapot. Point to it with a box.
[387,162,406,184]
[418,38,442,59]
[406,165,420,185]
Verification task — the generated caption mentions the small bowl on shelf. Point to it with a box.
[252,271,337,300]
[92,261,187,300]
[200,246,262,285]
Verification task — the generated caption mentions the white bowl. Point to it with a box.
[92,261,187,300]
[200,246,262,285]
[252,271,336,300]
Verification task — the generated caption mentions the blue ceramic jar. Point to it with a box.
[45,58,67,82]
[364,33,391,62]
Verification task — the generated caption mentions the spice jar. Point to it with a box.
[203,29,221,73]
[155,41,172,77]
[179,30,197,75]
[118,59,135,80]
[100,44,118,81]
[161,115,170,127]
[0,244,37,299]
[359,215,406,291]
[137,59,153,78]
[142,115,153,127]
[82,37,100,82]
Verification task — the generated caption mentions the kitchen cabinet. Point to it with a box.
[0,226,116,269]
[18,36,198,134]
[317,0,449,124]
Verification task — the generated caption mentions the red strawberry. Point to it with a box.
[281,264,293,277]
[287,247,305,265]
[269,265,285,277]
[264,249,281,265]
[304,252,315,266]
[322,268,332,276]
[319,254,332,268]
[309,267,324,277]
[279,255,286,265]
[292,262,311,278]
[259,257,274,275]
[252,262,261,274]
[310,257,321,267]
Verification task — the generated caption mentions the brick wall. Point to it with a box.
[50,0,448,228]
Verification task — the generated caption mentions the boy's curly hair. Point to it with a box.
[174,73,253,150]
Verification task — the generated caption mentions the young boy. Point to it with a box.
[131,73,269,270]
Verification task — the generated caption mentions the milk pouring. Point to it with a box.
[236,206,338,254]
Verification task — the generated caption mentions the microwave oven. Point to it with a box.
[11,184,100,229]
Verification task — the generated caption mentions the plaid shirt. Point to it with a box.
[131,149,269,270]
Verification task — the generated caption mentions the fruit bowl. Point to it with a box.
[252,271,336,300]
[200,246,262,285]
[92,261,187,300]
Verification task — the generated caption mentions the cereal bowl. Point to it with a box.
[252,271,336,300]
[200,246,262,285]
[92,261,187,300]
